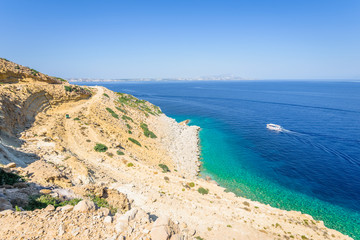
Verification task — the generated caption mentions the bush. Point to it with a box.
[103,93,110,98]
[159,164,170,173]
[128,138,141,146]
[106,108,118,119]
[127,163,134,167]
[122,115,133,122]
[30,68,39,76]
[117,150,125,155]
[64,86,72,92]
[197,187,209,195]
[126,124,132,129]
[88,194,117,214]
[25,195,81,210]
[140,123,157,138]
[188,182,195,188]
[94,143,108,152]
[106,152,114,158]
[115,106,127,114]
[73,117,80,121]
[0,169,23,185]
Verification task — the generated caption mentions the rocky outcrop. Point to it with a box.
[0,58,62,84]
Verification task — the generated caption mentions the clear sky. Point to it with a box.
[1,0,359,79]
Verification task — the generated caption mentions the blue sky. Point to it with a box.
[1,0,359,79]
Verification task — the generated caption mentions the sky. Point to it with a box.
[1,0,359,80]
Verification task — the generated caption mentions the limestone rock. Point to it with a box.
[0,197,13,211]
[73,200,95,212]
[44,204,55,211]
[5,162,16,168]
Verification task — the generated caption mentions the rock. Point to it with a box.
[5,162,16,168]
[150,216,175,240]
[104,216,113,224]
[170,234,184,240]
[0,197,13,211]
[73,200,96,212]
[98,207,110,216]
[59,205,74,212]
[115,221,128,233]
[13,182,28,188]
[40,189,52,194]
[44,204,55,211]
[0,209,13,215]
[2,185,13,189]
[103,188,130,211]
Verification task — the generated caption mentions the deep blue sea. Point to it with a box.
[77,81,360,239]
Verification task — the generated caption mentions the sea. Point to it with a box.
[76,80,360,239]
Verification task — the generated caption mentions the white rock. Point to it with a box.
[104,216,113,224]
[73,200,96,212]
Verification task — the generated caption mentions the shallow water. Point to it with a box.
[77,81,360,239]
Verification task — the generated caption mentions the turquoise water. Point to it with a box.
[176,115,360,239]
[77,81,360,239]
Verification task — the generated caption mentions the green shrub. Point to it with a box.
[140,123,157,138]
[73,117,80,121]
[117,150,125,155]
[195,237,204,240]
[127,163,134,167]
[25,195,81,210]
[106,108,118,119]
[103,93,109,98]
[15,65,20,69]
[197,187,209,195]
[128,130,132,134]
[159,164,170,173]
[106,152,114,158]
[64,86,72,92]
[122,115,133,122]
[128,138,141,146]
[15,206,21,212]
[126,124,132,129]
[115,106,127,114]
[188,182,195,188]
[88,195,117,214]
[30,68,39,76]
[94,143,108,152]
[0,169,23,185]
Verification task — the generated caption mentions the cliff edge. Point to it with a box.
[0,59,353,240]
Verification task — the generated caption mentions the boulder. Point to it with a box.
[150,216,177,240]
[73,200,96,212]
[5,162,16,168]
[59,204,74,212]
[44,204,55,211]
[0,197,13,211]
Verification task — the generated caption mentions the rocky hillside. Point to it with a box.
[0,58,64,84]
[0,59,353,240]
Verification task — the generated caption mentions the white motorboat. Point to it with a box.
[267,123,282,131]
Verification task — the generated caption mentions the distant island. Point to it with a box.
[68,75,251,82]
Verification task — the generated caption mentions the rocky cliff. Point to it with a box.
[0,59,353,240]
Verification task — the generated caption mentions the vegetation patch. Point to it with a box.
[127,163,134,167]
[106,108,119,119]
[140,123,157,138]
[159,164,170,173]
[198,187,209,195]
[88,194,117,214]
[0,169,23,185]
[25,195,81,211]
[117,92,162,116]
[64,86,73,92]
[126,123,132,129]
[115,106,127,114]
[128,138,141,146]
[187,182,195,188]
[103,93,110,98]
[94,143,108,152]
[122,115,133,122]
[73,117,80,121]
[117,150,125,155]
[29,68,39,76]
